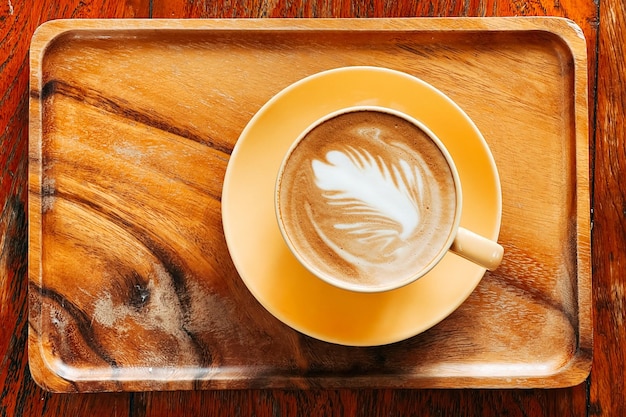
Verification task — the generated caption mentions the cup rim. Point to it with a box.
[274,105,464,293]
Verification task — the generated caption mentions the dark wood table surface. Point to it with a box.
[1,0,624,415]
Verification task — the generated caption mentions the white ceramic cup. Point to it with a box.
[275,106,503,293]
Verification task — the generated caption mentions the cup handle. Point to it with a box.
[449,227,504,271]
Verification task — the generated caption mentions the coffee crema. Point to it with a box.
[277,109,458,290]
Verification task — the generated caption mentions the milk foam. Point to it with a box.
[278,110,457,288]
[312,147,425,241]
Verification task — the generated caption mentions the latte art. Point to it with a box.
[311,146,428,258]
[277,110,457,289]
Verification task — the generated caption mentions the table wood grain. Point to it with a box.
[1,0,623,416]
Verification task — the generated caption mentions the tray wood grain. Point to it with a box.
[28,17,591,392]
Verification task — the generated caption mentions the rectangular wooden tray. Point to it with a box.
[28,17,591,392]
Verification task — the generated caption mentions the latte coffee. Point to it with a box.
[276,108,459,291]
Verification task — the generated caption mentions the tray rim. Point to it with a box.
[28,16,591,392]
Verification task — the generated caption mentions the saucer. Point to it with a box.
[221,66,502,346]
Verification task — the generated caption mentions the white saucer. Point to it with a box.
[222,66,502,346]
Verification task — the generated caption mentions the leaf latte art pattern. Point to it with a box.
[311,147,426,255]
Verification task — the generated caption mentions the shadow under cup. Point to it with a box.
[275,106,466,293]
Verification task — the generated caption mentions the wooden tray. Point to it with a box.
[28,17,591,392]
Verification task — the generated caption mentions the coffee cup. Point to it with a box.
[275,106,503,293]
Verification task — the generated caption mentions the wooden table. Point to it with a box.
[1,0,623,415]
